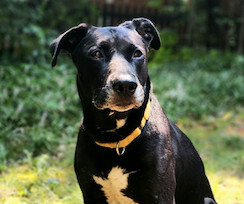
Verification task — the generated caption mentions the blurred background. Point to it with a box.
[1,0,244,62]
[0,0,244,203]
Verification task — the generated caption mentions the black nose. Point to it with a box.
[112,80,137,96]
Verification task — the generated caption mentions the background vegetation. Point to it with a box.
[0,0,243,203]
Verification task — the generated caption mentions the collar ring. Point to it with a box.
[116,142,126,156]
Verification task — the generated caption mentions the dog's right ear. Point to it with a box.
[50,23,89,67]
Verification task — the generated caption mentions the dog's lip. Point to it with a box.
[109,106,134,112]
[93,100,140,112]
[95,104,134,112]
[113,100,135,107]
[108,101,143,112]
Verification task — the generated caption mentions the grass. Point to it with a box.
[0,154,83,204]
[179,110,244,204]
[0,51,244,203]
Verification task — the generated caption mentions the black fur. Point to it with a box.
[50,18,216,204]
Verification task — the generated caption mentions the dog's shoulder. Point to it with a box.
[147,94,171,138]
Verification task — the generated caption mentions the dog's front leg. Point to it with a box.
[75,172,108,204]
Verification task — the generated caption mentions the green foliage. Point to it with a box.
[0,0,99,63]
[148,0,185,14]
[149,29,179,63]
[149,51,244,121]
[149,29,202,65]
[0,62,81,167]
[0,0,49,62]
[148,0,244,53]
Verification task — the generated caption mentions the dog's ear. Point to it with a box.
[50,23,89,67]
[132,18,161,50]
[121,18,161,50]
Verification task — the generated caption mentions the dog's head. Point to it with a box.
[50,18,160,112]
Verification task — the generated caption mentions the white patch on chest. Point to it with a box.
[93,166,138,204]
[116,119,126,129]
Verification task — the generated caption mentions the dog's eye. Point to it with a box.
[133,50,143,58]
[91,51,103,59]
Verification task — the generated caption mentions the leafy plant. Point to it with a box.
[149,50,244,121]
[0,0,99,63]
[0,62,81,167]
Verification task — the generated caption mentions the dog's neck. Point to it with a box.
[77,76,151,143]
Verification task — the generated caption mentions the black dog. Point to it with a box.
[50,18,216,204]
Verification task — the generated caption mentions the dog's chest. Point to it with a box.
[93,166,138,204]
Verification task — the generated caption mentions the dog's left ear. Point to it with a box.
[121,18,161,50]
[50,23,90,67]
[132,18,161,50]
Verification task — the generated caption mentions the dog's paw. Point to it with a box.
[204,197,216,204]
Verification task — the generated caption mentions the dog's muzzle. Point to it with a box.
[92,53,145,112]
[93,78,145,112]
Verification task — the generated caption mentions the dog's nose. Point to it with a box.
[112,80,137,96]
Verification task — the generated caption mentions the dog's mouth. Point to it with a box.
[107,101,142,112]
[93,97,143,112]
[92,86,145,112]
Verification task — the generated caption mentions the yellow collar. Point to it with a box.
[95,100,151,155]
